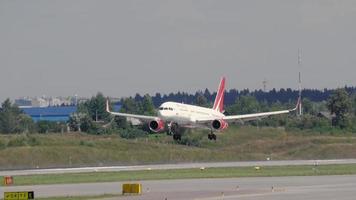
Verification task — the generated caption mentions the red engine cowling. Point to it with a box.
[149,119,165,132]
[211,119,228,131]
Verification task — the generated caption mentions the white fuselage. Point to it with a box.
[157,102,224,125]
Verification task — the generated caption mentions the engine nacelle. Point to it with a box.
[211,119,228,131]
[149,119,165,133]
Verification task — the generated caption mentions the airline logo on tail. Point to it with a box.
[212,77,225,113]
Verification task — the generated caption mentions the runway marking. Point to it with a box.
[2,159,356,176]
[194,181,356,200]
[193,190,285,200]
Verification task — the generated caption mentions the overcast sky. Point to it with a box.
[1,0,356,101]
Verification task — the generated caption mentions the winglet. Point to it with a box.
[106,98,111,113]
[290,96,301,112]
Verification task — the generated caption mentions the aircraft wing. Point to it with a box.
[106,100,158,122]
[222,97,301,122]
[196,97,301,124]
[223,110,290,122]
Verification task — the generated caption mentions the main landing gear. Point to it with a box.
[168,122,181,141]
[208,129,217,140]
[208,133,217,140]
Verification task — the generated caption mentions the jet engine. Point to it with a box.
[149,119,165,132]
[211,119,228,131]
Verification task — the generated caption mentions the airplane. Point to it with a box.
[106,77,301,141]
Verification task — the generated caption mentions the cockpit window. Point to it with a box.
[159,107,173,111]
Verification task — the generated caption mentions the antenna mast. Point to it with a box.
[263,78,267,92]
[298,49,303,116]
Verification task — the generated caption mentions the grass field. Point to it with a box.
[2,164,356,186]
[1,126,356,169]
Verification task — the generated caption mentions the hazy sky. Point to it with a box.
[1,0,356,101]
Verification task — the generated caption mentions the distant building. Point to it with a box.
[15,95,120,122]
[20,104,121,122]
[15,98,32,107]
[21,106,77,122]
[31,97,49,107]
[49,97,61,106]
[15,95,84,108]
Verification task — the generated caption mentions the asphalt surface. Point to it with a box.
[1,175,356,200]
[1,159,356,176]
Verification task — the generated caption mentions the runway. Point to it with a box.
[1,159,356,176]
[1,175,356,200]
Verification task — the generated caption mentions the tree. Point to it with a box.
[195,92,208,107]
[153,93,162,107]
[74,92,112,126]
[227,95,260,115]
[302,98,314,115]
[351,93,356,116]
[37,121,51,133]
[0,99,34,134]
[68,113,94,132]
[86,93,111,122]
[203,88,212,102]
[17,114,36,133]
[114,116,129,129]
[115,94,156,128]
[327,88,352,128]
[0,109,17,133]
[142,94,156,115]
[113,97,142,129]
[69,93,110,132]
[79,114,95,132]
[120,97,141,114]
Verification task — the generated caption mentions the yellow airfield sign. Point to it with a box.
[4,191,34,200]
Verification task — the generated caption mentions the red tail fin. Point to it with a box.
[213,77,225,113]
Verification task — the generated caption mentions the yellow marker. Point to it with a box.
[122,183,142,195]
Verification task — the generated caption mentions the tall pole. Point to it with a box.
[298,49,303,116]
[263,78,267,92]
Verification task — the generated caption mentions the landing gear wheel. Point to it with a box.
[208,134,217,140]
[170,122,179,134]
[169,122,181,141]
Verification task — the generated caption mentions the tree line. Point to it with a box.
[146,86,356,107]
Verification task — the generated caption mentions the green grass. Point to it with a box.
[2,164,356,186]
[1,126,356,169]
